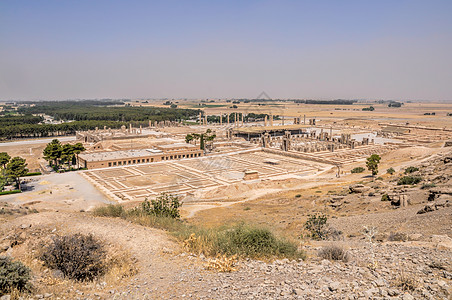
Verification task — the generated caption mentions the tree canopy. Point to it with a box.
[366,154,381,176]
[43,139,86,170]
[0,152,11,169]
[6,157,28,190]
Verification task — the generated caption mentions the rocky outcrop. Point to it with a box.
[349,184,370,194]
[418,195,451,214]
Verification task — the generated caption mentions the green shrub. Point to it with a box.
[387,167,395,175]
[421,183,436,189]
[381,194,390,201]
[178,223,304,259]
[318,245,350,262]
[217,224,299,258]
[41,234,106,281]
[0,256,32,295]
[404,166,419,174]
[304,214,328,240]
[397,176,422,185]
[375,177,383,181]
[92,204,125,217]
[0,190,21,196]
[351,167,365,174]
[141,193,181,219]
[295,194,301,198]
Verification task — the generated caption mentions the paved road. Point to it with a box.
[0,136,76,147]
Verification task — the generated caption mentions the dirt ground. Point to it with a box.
[0,172,111,212]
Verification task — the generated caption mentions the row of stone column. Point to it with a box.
[197,113,315,127]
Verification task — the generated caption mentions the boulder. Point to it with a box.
[431,235,452,250]
[349,184,370,194]
[417,204,436,214]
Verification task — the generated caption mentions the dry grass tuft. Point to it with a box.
[205,255,238,272]
[394,272,418,291]
[103,250,138,284]
[387,232,407,242]
[318,245,350,262]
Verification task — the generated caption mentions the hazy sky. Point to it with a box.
[1,0,451,101]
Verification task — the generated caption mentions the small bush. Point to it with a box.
[351,167,365,173]
[304,214,328,240]
[397,176,422,185]
[218,224,299,258]
[381,194,390,201]
[181,223,303,259]
[387,167,395,175]
[387,232,407,242]
[404,166,419,174]
[295,194,301,198]
[141,193,182,219]
[0,256,32,295]
[93,204,125,218]
[318,245,350,262]
[41,234,106,281]
[394,272,418,291]
[375,177,383,181]
[421,183,436,189]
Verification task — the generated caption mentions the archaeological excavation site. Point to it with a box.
[1,99,451,299]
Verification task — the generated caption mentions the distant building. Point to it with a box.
[78,143,203,169]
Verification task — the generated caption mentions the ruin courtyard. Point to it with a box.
[65,100,452,207]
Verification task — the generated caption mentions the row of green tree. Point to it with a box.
[0,114,43,126]
[0,120,132,140]
[17,101,199,122]
[43,139,86,170]
[0,152,29,191]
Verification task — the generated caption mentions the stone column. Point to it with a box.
[199,112,202,125]
[220,113,222,125]
[270,114,274,126]
[205,115,207,126]
[227,114,230,125]
[264,115,268,127]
